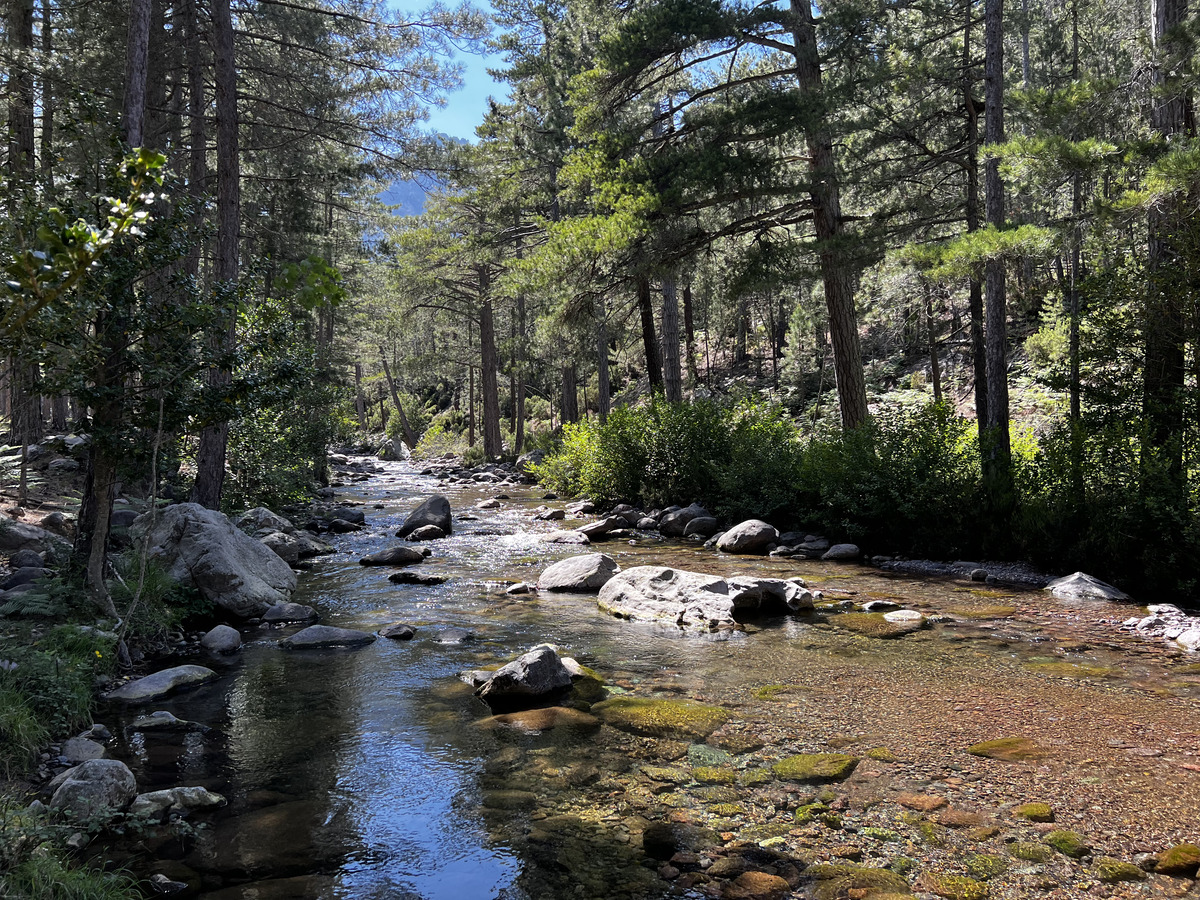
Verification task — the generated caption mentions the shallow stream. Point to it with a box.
[104,459,1200,899]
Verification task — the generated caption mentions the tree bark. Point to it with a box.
[514,292,527,455]
[478,270,503,459]
[122,0,152,147]
[661,277,683,402]
[963,0,988,428]
[184,0,206,281]
[379,350,417,448]
[790,0,868,429]
[596,315,611,423]
[561,365,579,424]
[683,283,699,384]
[354,363,366,430]
[637,276,663,391]
[983,0,1012,481]
[926,282,943,403]
[192,0,239,509]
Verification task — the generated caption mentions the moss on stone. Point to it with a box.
[967,827,1000,843]
[861,827,902,843]
[692,766,737,785]
[1009,842,1054,863]
[963,854,1007,880]
[1014,802,1054,822]
[569,676,608,704]
[707,802,744,817]
[740,822,794,843]
[740,767,774,787]
[867,747,898,762]
[1094,858,1146,883]
[793,802,829,825]
[1173,663,1200,675]
[1157,843,1200,877]
[772,752,859,783]
[591,697,730,739]
[918,822,950,847]
[947,605,1017,618]
[806,863,911,900]
[1044,830,1091,859]
[753,684,798,701]
[919,873,989,900]
[833,612,922,639]
[966,737,1049,762]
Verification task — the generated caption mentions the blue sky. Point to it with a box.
[393,1,508,140]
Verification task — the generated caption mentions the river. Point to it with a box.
[104,457,1200,899]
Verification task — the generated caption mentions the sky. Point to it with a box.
[393,1,508,140]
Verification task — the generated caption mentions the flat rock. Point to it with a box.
[128,710,203,732]
[396,494,452,538]
[542,530,590,545]
[597,566,813,632]
[262,601,319,625]
[107,665,217,703]
[200,624,242,654]
[476,498,501,509]
[360,545,425,566]
[387,571,447,585]
[0,520,70,555]
[130,786,226,820]
[1045,571,1131,603]
[61,736,107,764]
[716,519,778,555]
[280,625,376,649]
[536,553,620,592]
[477,706,600,733]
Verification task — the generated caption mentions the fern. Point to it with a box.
[0,591,68,619]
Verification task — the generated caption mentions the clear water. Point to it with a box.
[106,460,1200,899]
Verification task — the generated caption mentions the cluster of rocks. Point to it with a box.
[1122,603,1200,650]
[415,454,541,488]
[6,432,89,479]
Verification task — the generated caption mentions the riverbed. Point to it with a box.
[105,458,1200,899]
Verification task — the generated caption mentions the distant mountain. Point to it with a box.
[380,178,430,216]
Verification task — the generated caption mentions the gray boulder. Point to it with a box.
[659,503,710,537]
[8,549,43,569]
[576,517,624,539]
[360,545,425,566]
[534,508,566,521]
[133,503,297,618]
[200,624,241,654]
[106,665,217,703]
[1045,571,1131,603]
[536,553,620,592]
[262,601,319,625]
[597,566,814,632]
[516,449,546,473]
[329,507,366,526]
[682,516,720,538]
[0,520,69,555]
[822,543,861,561]
[1,566,48,590]
[129,786,225,820]
[715,519,778,554]
[280,625,376,649]
[542,530,590,545]
[236,507,294,534]
[378,623,417,640]
[61,737,107,764]
[110,508,139,530]
[259,531,305,565]
[396,495,452,538]
[882,609,927,634]
[50,759,137,822]
[475,644,573,709]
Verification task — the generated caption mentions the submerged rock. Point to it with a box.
[360,546,425,566]
[591,696,730,739]
[772,752,858,783]
[387,571,447,585]
[395,494,452,538]
[536,553,620,592]
[106,665,217,703]
[597,566,813,632]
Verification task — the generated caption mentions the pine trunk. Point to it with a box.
[661,277,683,402]
[596,316,611,423]
[479,273,503,460]
[561,366,579,424]
[963,0,988,427]
[637,277,663,391]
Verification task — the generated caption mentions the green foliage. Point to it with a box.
[108,556,213,637]
[1024,314,1070,368]
[0,688,49,777]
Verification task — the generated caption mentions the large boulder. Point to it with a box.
[235,507,294,534]
[396,495,452,538]
[50,759,137,822]
[715,519,778,554]
[133,503,297,618]
[475,644,573,710]
[598,566,813,632]
[0,520,70,556]
[536,553,620,592]
[659,504,710,537]
[1045,571,1131,603]
[106,665,217,703]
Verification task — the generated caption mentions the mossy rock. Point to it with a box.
[692,766,737,785]
[1026,661,1118,679]
[641,765,687,783]
[805,863,911,900]
[967,826,1000,843]
[963,854,1007,880]
[1094,858,1146,883]
[966,737,1049,762]
[1157,843,1200,877]
[861,827,902,843]
[947,605,1017,618]
[740,822,795,843]
[1014,802,1054,822]
[1173,663,1200,675]
[772,752,858,783]
[569,676,608,704]
[793,802,830,825]
[741,767,774,787]
[1009,842,1054,863]
[918,821,950,847]
[1044,830,1091,859]
[753,684,795,701]
[917,873,989,900]
[833,612,922,639]
[867,747,898,762]
[707,802,745,817]
[591,697,730,739]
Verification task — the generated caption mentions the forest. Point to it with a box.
[2,0,1199,597]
